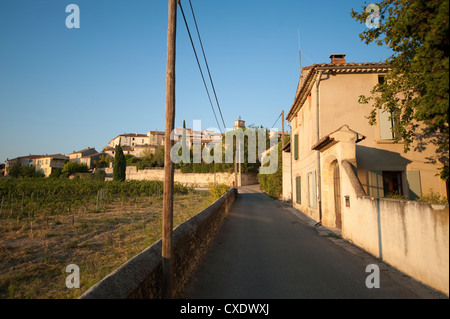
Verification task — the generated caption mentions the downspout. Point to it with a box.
[316,70,323,226]
[289,123,293,206]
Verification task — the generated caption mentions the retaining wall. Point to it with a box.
[104,167,258,187]
[80,187,238,299]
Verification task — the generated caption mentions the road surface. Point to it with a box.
[182,185,445,299]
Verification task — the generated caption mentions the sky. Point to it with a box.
[0,0,392,163]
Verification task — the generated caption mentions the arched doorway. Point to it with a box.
[332,160,342,229]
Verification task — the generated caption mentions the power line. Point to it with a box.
[187,0,227,131]
[271,112,282,129]
[178,0,223,134]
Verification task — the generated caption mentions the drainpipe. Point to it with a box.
[316,70,323,226]
[289,123,293,206]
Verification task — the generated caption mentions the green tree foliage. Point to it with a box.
[351,0,449,185]
[94,155,113,168]
[208,183,230,201]
[62,161,89,176]
[257,136,289,199]
[113,144,126,182]
[7,165,44,178]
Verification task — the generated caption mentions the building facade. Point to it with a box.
[35,154,69,177]
[284,54,447,228]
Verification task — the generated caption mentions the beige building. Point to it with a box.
[69,147,98,163]
[104,146,133,157]
[108,133,151,148]
[284,54,447,228]
[35,154,69,177]
[146,130,165,147]
[4,155,43,175]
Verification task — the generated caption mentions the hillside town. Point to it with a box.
[2,126,226,177]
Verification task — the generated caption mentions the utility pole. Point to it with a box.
[282,110,285,149]
[238,139,241,187]
[162,0,177,299]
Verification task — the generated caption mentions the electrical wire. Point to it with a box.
[271,112,282,129]
[178,0,223,134]
[187,0,227,132]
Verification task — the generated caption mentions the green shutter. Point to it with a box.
[296,176,301,204]
[294,134,299,160]
[406,170,422,200]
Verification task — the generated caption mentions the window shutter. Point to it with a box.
[294,134,299,160]
[296,176,301,204]
[379,109,394,140]
[406,170,422,200]
[368,170,384,197]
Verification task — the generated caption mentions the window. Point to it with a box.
[368,170,404,197]
[368,171,384,197]
[379,109,398,140]
[378,75,385,85]
[296,176,301,204]
[294,134,299,160]
[382,171,403,197]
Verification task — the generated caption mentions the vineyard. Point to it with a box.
[0,178,214,299]
[0,179,189,218]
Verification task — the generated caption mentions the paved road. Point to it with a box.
[182,185,445,299]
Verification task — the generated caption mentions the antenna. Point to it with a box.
[298,28,302,71]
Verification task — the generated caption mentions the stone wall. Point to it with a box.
[340,160,449,296]
[80,187,237,299]
[104,166,258,187]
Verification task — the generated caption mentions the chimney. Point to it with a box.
[329,54,346,64]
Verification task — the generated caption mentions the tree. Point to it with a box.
[113,144,126,181]
[61,161,88,176]
[351,0,449,194]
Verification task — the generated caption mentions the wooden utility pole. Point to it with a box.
[162,0,177,300]
[282,110,285,149]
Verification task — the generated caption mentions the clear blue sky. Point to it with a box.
[0,0,391,163]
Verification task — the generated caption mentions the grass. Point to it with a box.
[0,185,214,299]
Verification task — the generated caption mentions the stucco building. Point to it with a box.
[283,54,447,229]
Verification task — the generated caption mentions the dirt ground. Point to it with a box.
[0,192,212,299]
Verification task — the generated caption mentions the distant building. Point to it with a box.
[35,154,69,177]
[108,133,151,148]
[146,130,165,147]
[4,155,43,175]
[234,119,246,130]
[5,154,68,177]
[69,147,98,163]
[104,146,133,157]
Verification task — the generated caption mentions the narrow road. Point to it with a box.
[182,185,444,299]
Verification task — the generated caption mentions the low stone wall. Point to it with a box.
[80,187,238,299]
[104,167,258,187]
